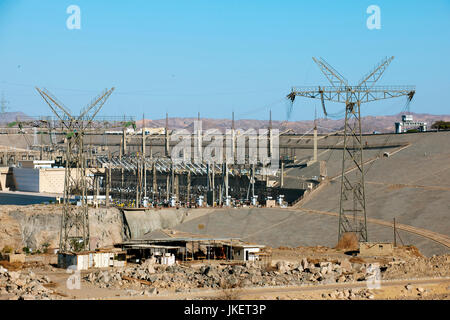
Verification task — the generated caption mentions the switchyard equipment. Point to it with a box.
[36,87,115,252]
[287,56,415,242]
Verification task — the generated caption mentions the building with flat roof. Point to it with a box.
[395,114,427,133]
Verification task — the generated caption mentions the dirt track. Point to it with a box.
[300,208,450,249]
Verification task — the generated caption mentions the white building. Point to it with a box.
[58,249,127,270]
[395,114,427,133]
[231,244,265,262]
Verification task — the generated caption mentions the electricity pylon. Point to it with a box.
[36,87,115,252]
[287,57,415,242]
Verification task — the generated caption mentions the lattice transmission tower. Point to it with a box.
[287,56,415,242]
[36,87,115,252]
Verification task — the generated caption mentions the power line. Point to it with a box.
[0,92,9,113]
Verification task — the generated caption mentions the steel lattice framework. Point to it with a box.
[36,87,115,252]
[287,56,415,242]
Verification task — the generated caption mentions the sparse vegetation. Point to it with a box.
[2,246,13,254]
[41,242,50,254]
[432,121,450,130]
[218,277,243,300]
[69,239,85,252]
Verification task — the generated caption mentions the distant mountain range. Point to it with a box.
[136,112,450,134]
[0,112,33,124]
[1,111,449,133]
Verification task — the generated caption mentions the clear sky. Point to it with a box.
[0,0,449,121]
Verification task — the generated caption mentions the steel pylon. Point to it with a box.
[287,56,415,242]
[36,87,115,252]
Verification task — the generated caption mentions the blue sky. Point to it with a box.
[0,0,449,121]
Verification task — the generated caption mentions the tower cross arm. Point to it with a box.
[288,85,415,104]
[312,57,348,87]
[287,86,348,104]
[78,87,115,124]
[356,85,416,103]
[35,87,74,128]
[357,56,394,88]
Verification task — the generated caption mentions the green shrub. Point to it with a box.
[69,239,85,252]
[41,242,50,254]
[2,246,13,254]
[431,121,450,130]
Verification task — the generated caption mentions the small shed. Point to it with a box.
[58,249,127,270]
[359,242,394,256]
[3,253,26,263]
[229,244,265,261]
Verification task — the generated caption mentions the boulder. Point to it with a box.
[146,265,156,274]
[340,259,352,272]
[202,266,212,276]
[31,283,47,293]
[8,271,20,282]
[14,278,27,287]
[99,271,110,284]
[320,267,328,275]
[276,261,290,273]
[301,258,309,269]
[19,294,36,301]
[321,275,336,285]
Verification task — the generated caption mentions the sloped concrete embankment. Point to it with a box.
[0,205,216,251]
[122,208,215,239]
[0,205,123,251]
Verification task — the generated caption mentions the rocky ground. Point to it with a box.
[0,264,62,300]
[84,258,357,296]
[79,246,450,299]
[0,246,448,300]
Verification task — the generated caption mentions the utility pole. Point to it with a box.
[251,163,255,198]
[152,161,157,202]
[212,162,215,206]
[122,128,127,156]
[0,92,9,114]
[105,150,111,207]
[142,113,147,201]
[313,107,318,163]
[136,156,141,208]
[393,218,397,247]
[287,56,415,242]
[225,163,229,200]
[165,113,170,157]
[232,112,236,163]
[166,173,170,201]
[175,173,179,203]
[269,110,273,158]
[187,171,191,206]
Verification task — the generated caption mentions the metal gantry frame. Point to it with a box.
[288,56,415,242]
[97,154,268,206]
[36,87,115,252]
